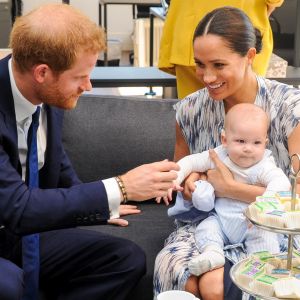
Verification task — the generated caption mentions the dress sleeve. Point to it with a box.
[281,88,300,138]
[173,93,198,145]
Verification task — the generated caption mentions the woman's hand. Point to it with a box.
[108,204,141,226]
[182,172,201,200]
[287,123,300,192]
[207,149,234,198]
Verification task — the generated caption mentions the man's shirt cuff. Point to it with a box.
[102,178,121,219]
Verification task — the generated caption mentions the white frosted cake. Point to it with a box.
[248,192,300,229]
[273,277,300,298]
[235,251,300,299]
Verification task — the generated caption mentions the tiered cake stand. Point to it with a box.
[230,154,300,300]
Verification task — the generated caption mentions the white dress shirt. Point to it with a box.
[8,58,121,219]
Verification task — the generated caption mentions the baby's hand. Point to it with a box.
[155,181,183,205]
[155,187,173,206]
[173,182,183,192]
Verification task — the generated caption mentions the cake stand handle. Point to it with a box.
[287,153,300,270]
[287,235,293,270]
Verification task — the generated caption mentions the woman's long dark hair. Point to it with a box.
[193,6,262,56]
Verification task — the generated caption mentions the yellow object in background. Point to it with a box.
[158,0,284,98]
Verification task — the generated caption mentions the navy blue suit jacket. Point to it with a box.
[0,55,110,256]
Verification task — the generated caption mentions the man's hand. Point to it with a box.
[121,160,179,201]
[207,149,234,198]
[108,204,141,226]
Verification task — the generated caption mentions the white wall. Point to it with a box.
[22,0,134,50]
[71,1,134,49]
[70,0,99,24]
[104,4,134,50]
[23,0,61,14]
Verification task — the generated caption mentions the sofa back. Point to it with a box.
[62,94,178,182]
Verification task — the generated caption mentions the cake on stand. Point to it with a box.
[230,154,300,300]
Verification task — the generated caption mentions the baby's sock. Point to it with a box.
[188,246,225,276]
[192,180,215,212]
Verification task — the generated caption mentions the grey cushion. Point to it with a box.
[83,201,175,300]
[61,94,178,300]
[63,94,178,181]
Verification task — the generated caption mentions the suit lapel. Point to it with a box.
[0,55,65,184]
[0,55,22,170]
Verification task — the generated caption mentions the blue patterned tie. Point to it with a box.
[22,106,41,300]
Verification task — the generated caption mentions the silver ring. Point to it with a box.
[290,153,300,177]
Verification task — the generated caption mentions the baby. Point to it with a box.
[168,103,291,276]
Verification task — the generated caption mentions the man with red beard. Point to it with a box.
[0,3,178,300]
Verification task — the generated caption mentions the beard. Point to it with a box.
[36,81,83,110]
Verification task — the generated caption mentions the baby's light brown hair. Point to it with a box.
[225,103,269,135]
